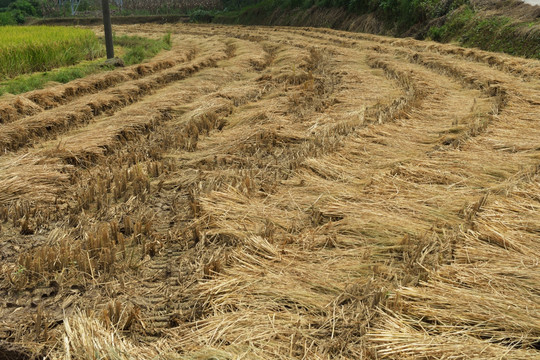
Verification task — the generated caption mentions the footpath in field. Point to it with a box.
[0,24,539,359]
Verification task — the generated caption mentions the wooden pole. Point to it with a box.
[101,0,114,59]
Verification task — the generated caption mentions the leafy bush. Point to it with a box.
[427,5,473,42]
[8,0,37,16]
[189,8,216,22]
[0,10,16,24]
[0,0,41,25]
[78,0,90,12]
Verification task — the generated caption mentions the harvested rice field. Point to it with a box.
[0,23,539,359]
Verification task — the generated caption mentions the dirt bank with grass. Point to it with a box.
[213,0,540,59]
[29,14,189,26]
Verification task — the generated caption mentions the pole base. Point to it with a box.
[103,57,125,67]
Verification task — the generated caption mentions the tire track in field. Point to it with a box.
[154,41,384,308]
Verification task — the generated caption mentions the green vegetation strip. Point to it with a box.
[427,6,540,59]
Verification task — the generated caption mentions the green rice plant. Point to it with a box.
[0,25,104,79]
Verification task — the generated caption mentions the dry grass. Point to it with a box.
[0,155,70,204]
[0,50,222,153]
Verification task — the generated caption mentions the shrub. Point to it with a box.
[189,8,215,22]
[8,0,37,16]
[0,10,16,24]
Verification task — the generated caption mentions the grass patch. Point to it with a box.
[427,6,540,59]
[0,32,172,96]
[0,59,107,96]
[114,32,172,65]
[460,17,539,58]
[427,5,475,42]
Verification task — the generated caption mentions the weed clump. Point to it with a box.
[115,33,173,66]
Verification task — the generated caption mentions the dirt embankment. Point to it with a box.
[217,6,387,35]
[214,0,540,58]
[30,14,189,26]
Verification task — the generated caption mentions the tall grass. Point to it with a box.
[0,26,104,79]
